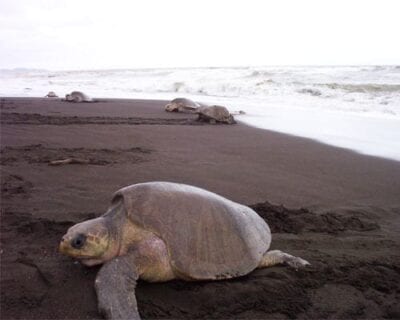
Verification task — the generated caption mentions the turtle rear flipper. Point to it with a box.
[258,250,310,270]
[95,254,140,320]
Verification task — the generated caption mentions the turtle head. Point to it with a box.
[59,217,118,266]
[165,103,178,112]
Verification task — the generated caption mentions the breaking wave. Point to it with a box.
[320,83,400,93]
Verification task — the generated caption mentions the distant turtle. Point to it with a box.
[59,182,309,320]
[45,91,58,98]
[196,105,236,124]
[65,91,93,103]
[232,110,246,115]
[164,98,200,113]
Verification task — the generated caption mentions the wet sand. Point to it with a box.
[1,97,400,319]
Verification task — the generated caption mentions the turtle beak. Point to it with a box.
[59,236,68,254]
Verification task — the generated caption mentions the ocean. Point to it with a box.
[1,65,399,161]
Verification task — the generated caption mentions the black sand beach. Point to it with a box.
[1,97,400,319]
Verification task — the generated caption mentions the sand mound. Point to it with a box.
[251,201,379,234]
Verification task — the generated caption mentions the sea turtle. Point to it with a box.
[164,98,200,113]
[45,91,58,98]
[65,91,93,103]
[197,105,236,124]
[59,182,309,320]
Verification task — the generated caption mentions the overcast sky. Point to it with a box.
[1,0,399,70]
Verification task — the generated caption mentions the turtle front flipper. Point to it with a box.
[95,254,140,320]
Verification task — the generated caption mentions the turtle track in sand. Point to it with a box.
[250,201,380,234]
[1,206,399,319]
[0,144,152,166]
[1,112,205,126]
[1,174,33,198]
[0,98,18,110]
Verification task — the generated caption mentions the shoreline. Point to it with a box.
[1,97,400,319]
[3,95,400,163]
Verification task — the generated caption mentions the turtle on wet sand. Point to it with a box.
[164,97,200,113]
[59,182,309,320]
[65,91,93,103]
[45,91,58,98]
[196,105,236,124]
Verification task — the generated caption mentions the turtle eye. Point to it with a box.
[71,234,86,249]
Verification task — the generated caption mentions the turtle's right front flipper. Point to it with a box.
[95,254,140,320]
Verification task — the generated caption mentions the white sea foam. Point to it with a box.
[1,66,399,161]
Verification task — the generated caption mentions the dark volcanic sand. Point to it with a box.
[1,97,400,319]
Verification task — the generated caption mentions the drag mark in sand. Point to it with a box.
[250,201,379,234]
[0,112,204,126]
[0,98,17,110]
[1,174,33,198]
[0,144,152,166]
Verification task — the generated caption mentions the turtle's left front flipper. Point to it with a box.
[95,254,140,320]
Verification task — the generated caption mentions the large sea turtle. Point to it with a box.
[59,182,309,320]
[45,91,58,98]
[165,98,237,124]
[164,97,200,113]
[65,91,93,103]
[197,105,236,124]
